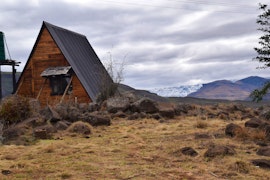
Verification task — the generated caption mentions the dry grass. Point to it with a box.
[235,127,267,141]
[0,116,269,179]
[194,120,208,129]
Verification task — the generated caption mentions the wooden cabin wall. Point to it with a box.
[16,27,92,106]
[72,75,91,104]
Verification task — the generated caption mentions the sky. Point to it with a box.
[0,0,269,90]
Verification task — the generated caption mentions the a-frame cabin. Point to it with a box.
[16,21,112,106]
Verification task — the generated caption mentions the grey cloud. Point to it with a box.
[0,0,266,89]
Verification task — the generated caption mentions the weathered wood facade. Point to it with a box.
[16,21,112,106]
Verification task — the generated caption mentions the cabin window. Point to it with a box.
[41,66,73,96]
[49,75,72,96]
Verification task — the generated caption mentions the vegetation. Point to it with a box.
[251,3,270,102]
[0,95,32,127]
[0,115,269,179]
[97,52,126,103]
[0,92,269,179]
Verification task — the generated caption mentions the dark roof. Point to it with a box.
[18,21,113,102]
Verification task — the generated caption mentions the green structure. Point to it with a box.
[0,31,5,60]
[0,31,20,99]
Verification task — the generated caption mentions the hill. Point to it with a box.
[188,76,270,101]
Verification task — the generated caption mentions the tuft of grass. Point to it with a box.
[235,128,266,141]
[234,128,250,140]
[229,161,250,174]
[250,130,267,141]
[67,121,93,135]
[60,172,73,179]
[194,120,208,129]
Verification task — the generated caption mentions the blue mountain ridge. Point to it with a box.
[188,76,270,101]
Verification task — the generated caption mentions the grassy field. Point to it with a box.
[0,115,270,180]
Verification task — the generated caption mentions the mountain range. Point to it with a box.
[1,72,269,101]
[151,76,270,101]
[150,84,202,97]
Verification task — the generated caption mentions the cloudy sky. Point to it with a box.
[0,0,269,89]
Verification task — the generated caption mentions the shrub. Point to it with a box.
[67,121,93,135]
[96,83,118,103]
[0,95,32,127]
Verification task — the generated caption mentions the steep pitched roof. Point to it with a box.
[18,21,113,102]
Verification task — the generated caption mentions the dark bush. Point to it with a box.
[0,95,32,127]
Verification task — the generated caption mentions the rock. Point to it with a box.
[150,113,163,120]
[33,129,48,139]
[251,159,270,169]
[157,103,175,119]
[33,124,57,139]
[262,124,270,140]
[67,106,81,122]
[121,91,138,103]
[78,103,88,113]
[15,117,45,128]
[106,97,130,113]
[53,103,69,119]
[207,112,217,119]
[204,144,236,158]
[259,109,270,121]
[88,103,100,112]
[55,120,71,131]
[131,98,158,114]
[181,147,198,157]
[241,114,255,120]
[2,126,26,142]
[2,170,12,175]
[80,112,111,126]
[245,118,263,128]
[225,123,242,137]
[35,124,57,134]
[175,104,195,115]
[111,111,127,119]
[256,141,269,147]
[128,112,141,120]
[257,146,270,157]
[40,105,61,122]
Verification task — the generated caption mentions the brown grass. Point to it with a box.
[194,120,208,129]
[0,116,269,179]
[67,121,93,135]
[235,128,267,141]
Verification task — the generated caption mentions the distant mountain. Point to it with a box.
[118,84,169,102]
[150,84,202,97]
[188,76,270,101]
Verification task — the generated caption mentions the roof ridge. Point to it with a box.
[43,21,86,37]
